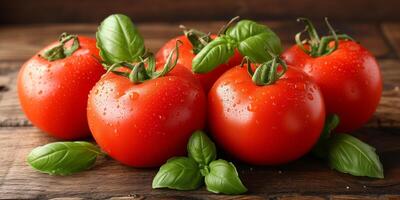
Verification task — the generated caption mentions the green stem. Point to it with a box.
[217,16,240,36]
[295,18,354,57]
[104,40,182,84]
[247,53,287,86]
[180,25,212,54]
[40,33,80,61]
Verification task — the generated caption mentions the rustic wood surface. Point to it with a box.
[0,21,399,199]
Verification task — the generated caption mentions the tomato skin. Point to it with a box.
[208,65,325,165]
[87,65,206,167]
[17,36,105,140]
[282,41,382,132]
[156,35,242,92]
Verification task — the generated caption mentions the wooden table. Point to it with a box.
[0,21,399,200]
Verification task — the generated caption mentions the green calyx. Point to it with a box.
[246,53,288,86]
[181,25,212,55]
[180,16,239,56]
[104,40,182,84]
[295,17,354,57]
[40,32,80,61]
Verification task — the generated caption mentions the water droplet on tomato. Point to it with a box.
[307,93,314,100]
[129,92,139,100]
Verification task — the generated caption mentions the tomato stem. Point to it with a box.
[40,33,80,61]
[104,40,182,83]
[295,18,354,57]
[180,25,212,55]
[245,53,287,86]
[217,16,240,36]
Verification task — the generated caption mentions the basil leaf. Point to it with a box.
[312,114,340,158]
[27,141,102,176]
[192,35,236,73]
[205,159,247,195]
[152,157,203,190]
[328,134,384,178]
[187,130,217,167]
[96,14,145,64]
[227,20,282,63]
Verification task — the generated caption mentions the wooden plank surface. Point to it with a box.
[1,0,400,24]
[0,127,399,199]
[0,22,399,199]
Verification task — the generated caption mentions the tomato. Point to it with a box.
[156,35,242,92]
[18,34,105,140]
[208,63,325,165]
[87,64,206,167]
[282,19,382,132]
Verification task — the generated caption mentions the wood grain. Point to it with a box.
[383,23,400,58]
[0,127,399,199]
[1,0,400,24]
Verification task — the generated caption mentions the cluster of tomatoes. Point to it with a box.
[18,15,382,167]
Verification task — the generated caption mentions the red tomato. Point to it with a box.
[18,35,105,140]
[156,35,242,92]
[282,40,382,132]
[208,65,325,165]
[87,64,206,167]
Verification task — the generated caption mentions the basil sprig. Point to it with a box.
[227,20,282,63]
[153,130,247,195]
[152,157,203,190]
[187,130,217,167]
[27,141,103,176]
[192,36,235,73]
[96,14,145,64]
[312,115,384,178]
[328,134,384,178]
[192,19,281,73]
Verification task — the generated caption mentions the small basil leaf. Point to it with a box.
[96,14,145,64]
[312,114,340,158]
[227,20,282,63]
[152,157,203,190]
[187,130,217,167]
[27,141,102,176]
[192,35,236,73]
[205,159,247,195]
[328,134,384,178]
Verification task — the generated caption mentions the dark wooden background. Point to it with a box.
[1,0,400,24]
[1,1,400,199]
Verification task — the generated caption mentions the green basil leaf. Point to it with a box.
[205,159,247,195]
[96,14,145,64]
[187,130,217,167]
[152,157,203,190]
[312,114,340,158]
[27,141,102,176]
[227,20,282,63]
[328,134,384,178]
[192,35,236,73]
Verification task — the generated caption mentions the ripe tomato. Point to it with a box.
[282,19,382,132]
[156,35,242,92]
[208,63,325,165]
[18,34,105,140]
[87,64,206,167]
